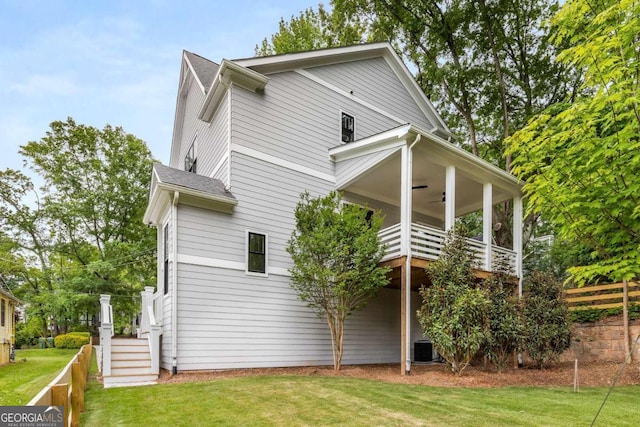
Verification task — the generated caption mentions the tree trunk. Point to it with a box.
[327,312,345,370]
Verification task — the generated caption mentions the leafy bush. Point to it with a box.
[522,271,571,369]
[15,318,43,348]
[483,257,524,372]
[417,226,489,375]
[54,332,90,349]
[570,303,640,323]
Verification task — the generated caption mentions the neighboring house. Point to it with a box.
[0,287,19,364]
[140,42,523,375]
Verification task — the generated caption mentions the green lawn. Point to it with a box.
[0,348,78,405]
[81,375,640,426]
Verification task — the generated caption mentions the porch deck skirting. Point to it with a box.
[379,222,517,274]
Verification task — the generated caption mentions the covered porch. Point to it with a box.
[329,124,524,374]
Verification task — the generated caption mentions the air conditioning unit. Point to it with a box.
[414,340,438,363]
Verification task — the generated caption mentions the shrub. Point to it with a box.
[54,332,90,349]
[483,257,524,372]
[522,271,571,369]
[417,225,489,375]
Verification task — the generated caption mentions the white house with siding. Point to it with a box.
[99,42,523,385]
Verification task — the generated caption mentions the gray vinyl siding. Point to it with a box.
[306,57,434,130]
[212,158,228,186]
[174,260,413,370]
[169,72,229,181]
[231,71,398,176]
[176,152,331,268]
[198,92,229,178]
[172,78,204,170]
[160,215,173,370]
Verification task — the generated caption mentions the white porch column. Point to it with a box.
[140,286,154,336]
[400,145,411,256]
[483,183,493,271]
[513,196,523,297]
[400,142,413,375]
[445,165,456,230]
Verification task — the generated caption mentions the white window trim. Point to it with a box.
[340,110,356,143]
[245,229,268,277]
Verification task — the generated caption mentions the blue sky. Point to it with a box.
[0,0,316,173]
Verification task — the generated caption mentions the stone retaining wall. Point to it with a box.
[561,316,640,362]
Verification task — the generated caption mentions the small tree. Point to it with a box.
[483,257,524,372]
[287,191,390,370]
[417,226,489,375]
[522,271,571,369]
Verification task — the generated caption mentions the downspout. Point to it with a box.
[404,134,421,375]
[171,191,180,375]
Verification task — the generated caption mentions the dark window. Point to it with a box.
[341,113,355,143]
[184,141,197,173]
[1,300,5,327]
[248,232,266,274]
[163,224,169,295]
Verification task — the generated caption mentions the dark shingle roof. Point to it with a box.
[153,163,235,200]
[184,51,219,92]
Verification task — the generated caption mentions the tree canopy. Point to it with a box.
[507,0,640,284]
[0,118,156,337]
[287,191,390,370]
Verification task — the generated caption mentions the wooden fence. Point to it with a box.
[27,343,92,427]
[565,281,640,311]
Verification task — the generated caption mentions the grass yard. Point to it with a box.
[82,375,640,426]
[0,348,78,405]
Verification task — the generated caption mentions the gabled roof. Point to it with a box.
[184,51,219,92]
[143,164,237,225]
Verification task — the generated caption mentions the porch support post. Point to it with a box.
[445,165,456,230]
[513,196,523,297]
[400,141,414,375]
[400,262,407,375]
[483,183,493,271]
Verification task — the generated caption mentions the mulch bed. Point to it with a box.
[159,360,640,388]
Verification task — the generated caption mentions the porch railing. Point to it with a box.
[139,286,162,375]
[379,222,516,274]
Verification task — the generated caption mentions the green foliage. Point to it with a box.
[570,303,640,323]
[287,191,390,370]
[507,0,640,285]
[53,332,90,349]
[255,4,369,56]
[0,118,156,336]
[483,258,524,372]
[522,271,571,369]
[15,317,43,348]
[417,225,489,375]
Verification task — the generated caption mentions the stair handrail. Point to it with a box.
[99,294,113,376]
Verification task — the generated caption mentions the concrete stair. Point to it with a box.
[103,338,158,388]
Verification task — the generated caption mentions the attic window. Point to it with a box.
[341,112,355,143]
[184,140,197,174]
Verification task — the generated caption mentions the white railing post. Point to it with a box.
[99,294,113,376]
[140,286,154,336]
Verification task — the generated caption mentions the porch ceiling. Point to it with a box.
[342,146,515,219]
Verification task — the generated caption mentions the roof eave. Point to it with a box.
[198,59,269,122]
[144,180,238,226]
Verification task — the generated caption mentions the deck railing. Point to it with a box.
[379,222,516,274]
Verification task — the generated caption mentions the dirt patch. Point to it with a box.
[159,360,640,388]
